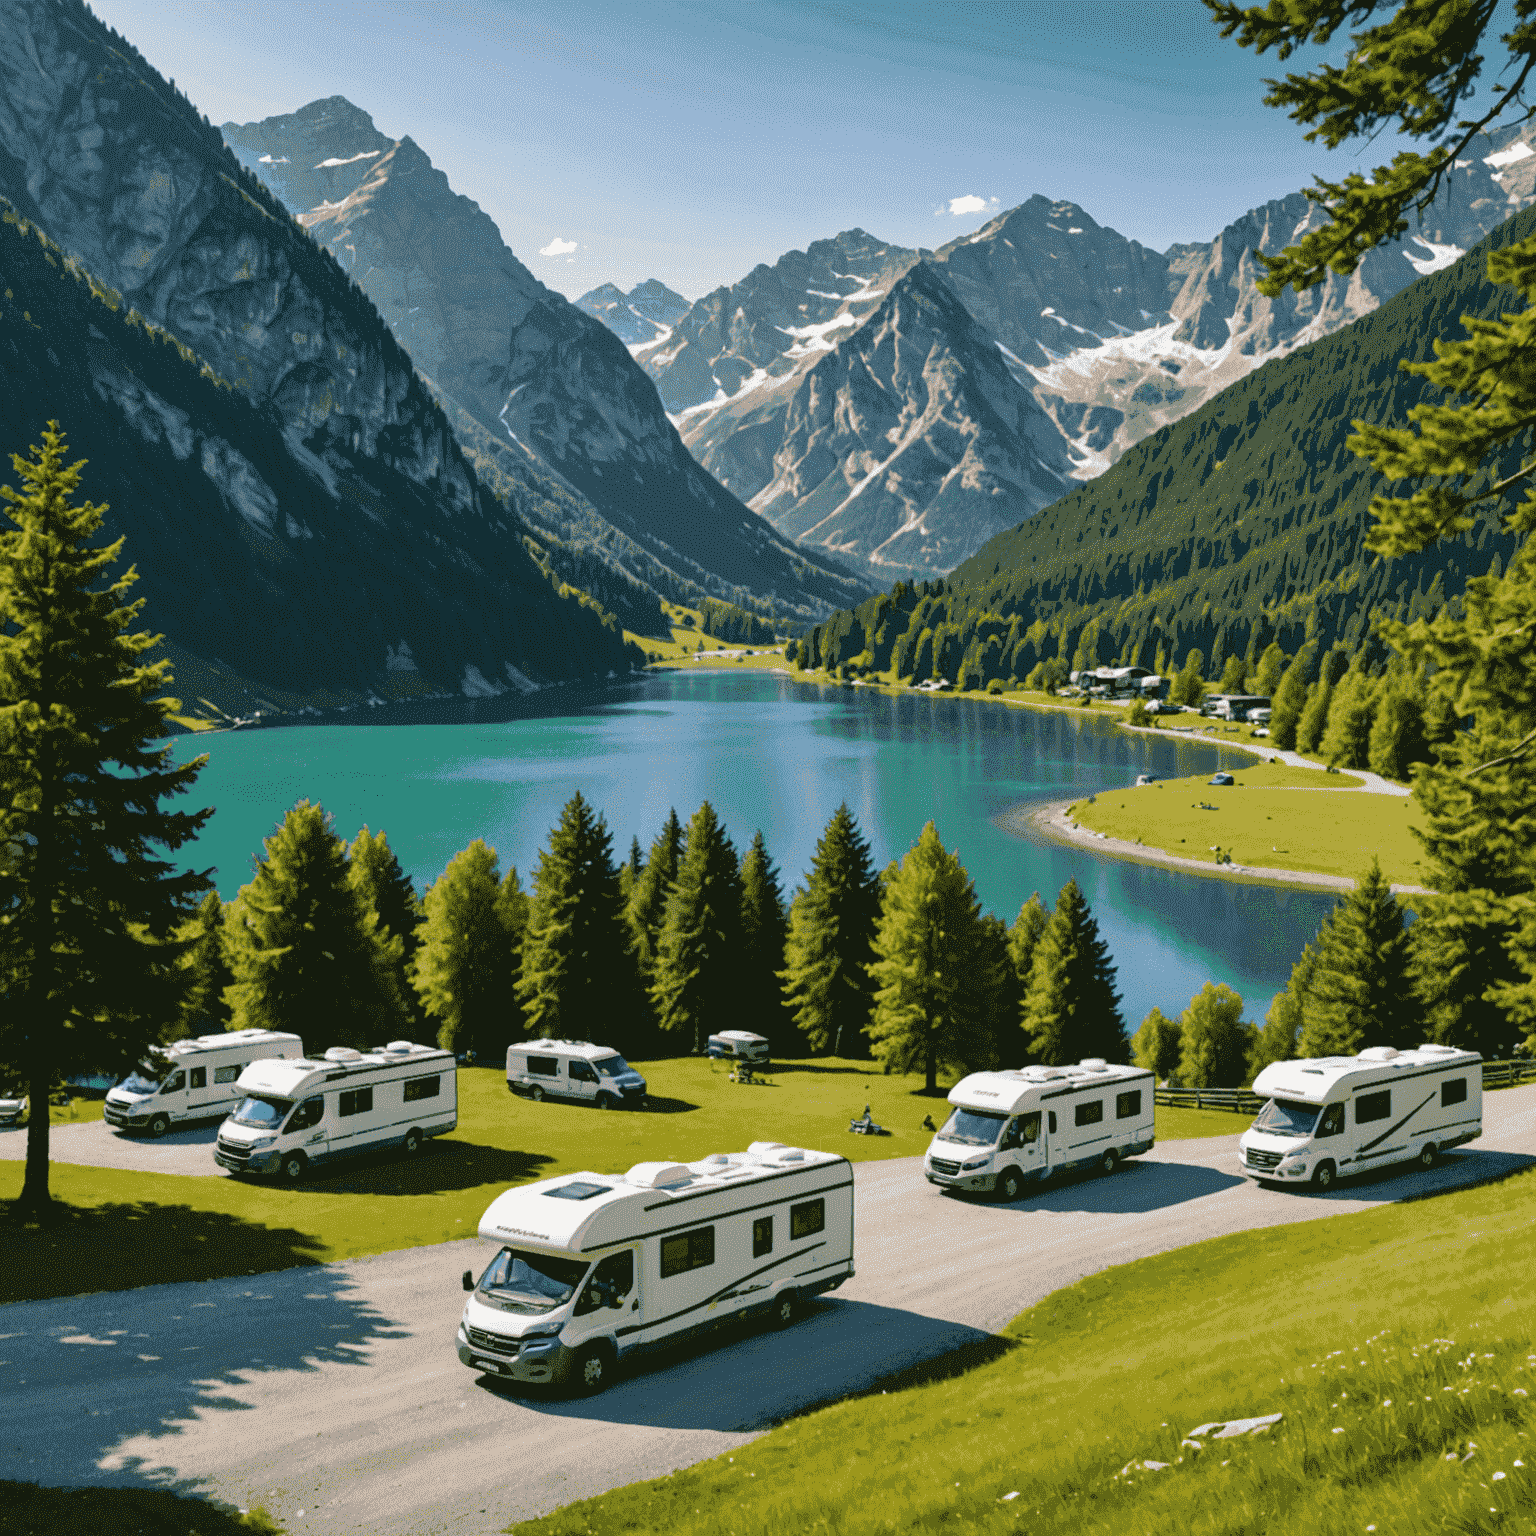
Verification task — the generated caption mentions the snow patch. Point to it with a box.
[1404,235,1464,275]
[777,312,860,357]
[314,150,381,169]
[1485,141,1534,169]
[503,663,539,694]
[461,665,503,698]
[258,155,290,165]
[385,641,418,672]
[1068,227,1084,234]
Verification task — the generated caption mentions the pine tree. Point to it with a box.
[414,840,524,1062]
[627,808,683,985]
[781,804,883,1056]
[738,830,790,1050]
[1320,669,1378,769]
[1218,654,1246,694]
[1176,983,1255,1089]
[1171,648,1205,707]
[0,425,213,1215]
[652,802,741,1054]
[349,825,425,1030]
[1253,642,1287,698]
[1297,861,1419,1057]
[1131,1007,1182,1081]
[866,823,1005,1091]
[177,891,233,1037]
[1250,944,1315,1077]
[518,792,637,1050]
[618,835,644,906]
[1020,880,1128,1065]
[1268,652,1311,751]
[225,800,409,1049]
[1295,679,1331,755]
[1366,676,1427,783]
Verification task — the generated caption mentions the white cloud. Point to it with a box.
[538,236,579,257]
[940,194,999,217]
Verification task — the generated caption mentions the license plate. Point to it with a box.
[475,1356,507,1374]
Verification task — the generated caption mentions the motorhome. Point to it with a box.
[214,1041,457,1179]
[506,1039,648,1109]
[457,1141,855,1394]
[103,1030,303,1137]
[706,1030,771,1070]
[1240,1045,1482,1189]
[925,1059,1156,1198]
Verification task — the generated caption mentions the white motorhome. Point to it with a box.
[925,1059,1156,1198]
[706,1030,771,1069]
[457,1141,854,1394]
[214,1041,457,1179]
[103,1030,304,1137]
[1241,1044,1482,1189]
[506,1039,648,1109]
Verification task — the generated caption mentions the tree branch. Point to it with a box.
[1464,725,1536,778]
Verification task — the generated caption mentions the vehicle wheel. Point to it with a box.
[279,1151,307,1182]
[1099,1149,1118,1177]
[770,1290,799,1329]
[1418,1142,1437,1170]
[996,1166,1024,1203]
[403,1128,422,1155]
[595,1093,614,1111]
[571,1345,609,1396]
[531,1085,545,1103]
[1311,1160,1336,1191]
[147,1113,170,1139]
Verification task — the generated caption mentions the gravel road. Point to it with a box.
[2,1087,1533,1536]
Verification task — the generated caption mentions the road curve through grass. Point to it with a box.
[3,1087,1532,1535]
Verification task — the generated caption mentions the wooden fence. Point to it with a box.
[1154,1057,1536,1114]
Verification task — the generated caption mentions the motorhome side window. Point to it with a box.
[660,1226,714,1278]
[340,1088,373,1117]
[189,1067,207,1089]
[214,1066,241,1085]
[569,1061,597,1084]
[790,1199,825,1239]
[528,1056,559,1077]
[753,1216,773,1257]
[1356,1090,1391,1124]
[288,1096,323,1131]
[1317,1104,1344,1137]
[404,1075,441,1102]
[1048,1111,1056,1133]
[161,1071,185,1094]
[1442,1078,1468,1107]
[1115,1090,1142,1119]
[1075,1100,1104,1127]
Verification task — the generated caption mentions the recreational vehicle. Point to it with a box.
[457,1141,855,1394]
[1240,1044,1482,1189]
[706,1030,771,1070]
[506,1039,648,1108]
[925,1059,1156,1198]
[214,1041,457,1178]
[103,1030,303,1137]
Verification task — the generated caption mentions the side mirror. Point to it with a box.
[608,1293,625,1310]
[462,1269,474,1292]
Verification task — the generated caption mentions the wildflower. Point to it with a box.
[1514,1460,1525,1468]
[1494,1472,1507,1482]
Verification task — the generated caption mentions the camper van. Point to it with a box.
[506,1039,648,1109]
[706,1031,771,1070]
[214,1041,457,1179]
[457,1141,854,1394]
[1241,1044,1482,1189]
[925,1059,1156,1198]
[103,1030,303,1137]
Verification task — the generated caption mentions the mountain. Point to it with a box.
[223,102,872,623]
[798,205,1535,686]
[0,0,638,707]
[575,279,690,348]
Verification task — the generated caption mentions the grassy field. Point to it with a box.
[0,1058,1244,1303]
[623,601,789,671]
[510,1163,1536,1536]
[1070,767,1426,887]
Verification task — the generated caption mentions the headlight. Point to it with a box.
[519,1320,563,1339]
[248,1136,276,1149]
[961,1156,991,1171]
[1281,1151,1309,1164]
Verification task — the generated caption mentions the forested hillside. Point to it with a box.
[798,207,1534,682]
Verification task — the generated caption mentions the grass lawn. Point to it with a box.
[0,1058,1241,1302]
[624,601,789,671]
[511,1164,1536,1536]
[1071,769,1426,887]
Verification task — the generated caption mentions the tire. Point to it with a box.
[147,1113,170,1139]
[1418,1142,1437,1170]
[403,1128,422,1155]
[279,1151,308,1182]
[1311,1160,1336,1191]
[770,1290,798,1329]
[1099,1149,1118,1177]
[996,1166,1024,1203]
[531,1085,545,1103]
[570,1344,610,1396]
[595,1094,614,1111]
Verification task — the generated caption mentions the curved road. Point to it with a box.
[2,1086,1534,1535]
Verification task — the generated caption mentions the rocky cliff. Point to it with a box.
[575,278,689,348]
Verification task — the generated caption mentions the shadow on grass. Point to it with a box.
[636,1095,700,1115]
[272,1139,553,1197]
[0,1480,281,1535]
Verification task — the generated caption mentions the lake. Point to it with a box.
[169,669,1335,1032]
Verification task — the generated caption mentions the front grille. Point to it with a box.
[104,1102,129,1125]
[930,1157,961,1176]
[216,1137,251,1163]
[466,1326,518,1356]
[1246,1147,1282,1170]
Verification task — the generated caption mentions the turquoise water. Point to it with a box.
[169,670,1335,1031]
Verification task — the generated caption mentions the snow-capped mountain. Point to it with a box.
[575,279,690,348]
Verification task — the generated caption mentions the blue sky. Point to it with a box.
[96,0,1374,301]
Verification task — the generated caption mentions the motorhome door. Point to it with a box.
[288,1094,327,1160]
[566,1059,599,1103]
[1003,1112,1044,1178]
[567,1249,639,1350]
[158,1069,187,1122]
[185,1063,220,1118]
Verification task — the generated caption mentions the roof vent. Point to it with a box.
[1357,1047,1400,1062]
[747,1141,787,1158]
[1078,1058,1108,1069]
[762,1146,806,1164]
[383,1040,414,1053]
[623,1161,693,1189]
[324,1047,363,1063]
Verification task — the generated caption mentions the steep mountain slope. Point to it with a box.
[575,279,689,348]
[799,207,1535,683]
[0,0,638,703]
[223,102,871,621]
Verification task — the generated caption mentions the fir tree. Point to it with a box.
[177,891,233,1037]
[1250,944,1315,1077]
[0,425,213,1215]
[627,808,683,985]
[1366,676,1427,783]
[1176,983,1255,1088]
[1020,880,1128,1065]
[1171,648,1206,707]
[349,825,425,1029]
[652,802,742,1054]
[738,830,790,1050]
[1001,893,1049,1057]
[1217,654,1246,694]
[866,823,1005,1091]
[781,804,882,1056]
[1297,861,1419,1057]
[1268,650,1312,751]
[225,800,409,1049]
[1131,1007,1182,1081]
[518,793,637,1051]
[1295,679,1332,755]
[1320,669,1378,770]
[1253,641,1287,698]
[618,835,644,906]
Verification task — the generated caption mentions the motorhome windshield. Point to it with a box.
[230,1094,292,1128]
[939,1107,1008,1146]
[121,1061,165,1093]
[593,1055,629,1076]
[479,1247,590,1313]
[1252,1097,1320,1138]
